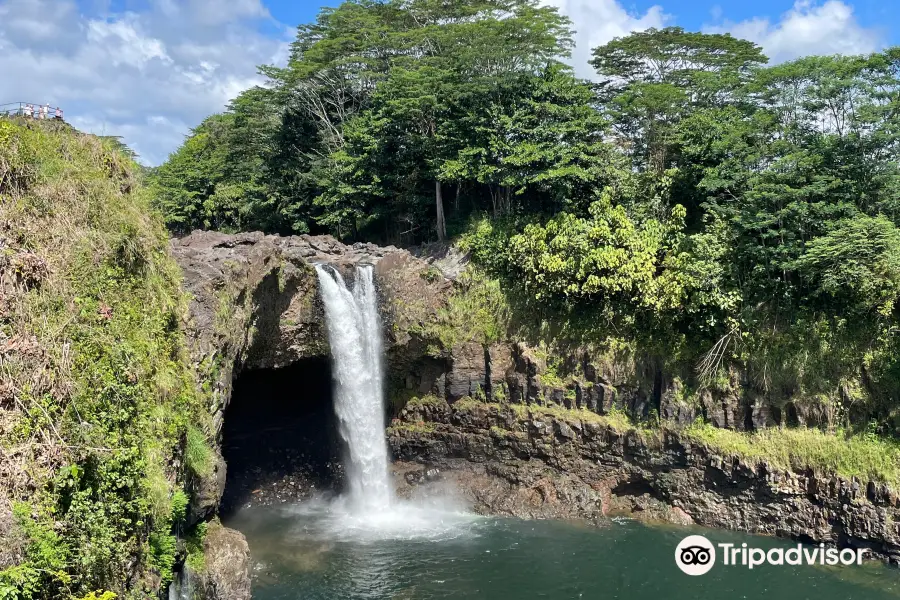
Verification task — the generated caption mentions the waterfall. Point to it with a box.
[315,264,391,510]
[168,568,194,600]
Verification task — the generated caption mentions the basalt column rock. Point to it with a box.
[441,342,516,403]
[506,343,543,405]
[447,342,487,401]
[388,400,900,563]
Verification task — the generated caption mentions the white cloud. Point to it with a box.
[0,0,289,165]
[1,0,886,166]
[541,0,669,79]
[86,18,172,69]
[705,1,884,63]
[542,0,883,78]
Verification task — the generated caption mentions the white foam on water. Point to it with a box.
[281,496,481,544]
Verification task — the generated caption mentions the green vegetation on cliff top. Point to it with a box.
[0,119,211,598]
[151,1,900,433]
[684,422,900,488]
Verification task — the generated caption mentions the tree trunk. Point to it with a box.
[435,180,446,242]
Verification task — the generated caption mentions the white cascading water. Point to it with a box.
[167,568,193,600]
[315,264,391,510]
[308,263,472,542]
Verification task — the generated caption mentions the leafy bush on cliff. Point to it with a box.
[0,120,211,598]
[461,203,900,432]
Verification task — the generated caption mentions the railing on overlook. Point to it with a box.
[0,102,65,120]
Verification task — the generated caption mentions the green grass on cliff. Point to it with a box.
[533,400,900,487]
[530,401,900,487]
[433,396,900,487]
[437,397,637,434]
[684,422,900,487]
[415,269,512,351]
[533,403,635,432]
[0,119,212,598]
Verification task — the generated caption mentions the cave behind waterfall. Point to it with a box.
[220,357,343,515]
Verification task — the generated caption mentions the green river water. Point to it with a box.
[222,500,900,600]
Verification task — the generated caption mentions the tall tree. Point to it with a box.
[150,114,233,234]
[294,0,574,242]
[442,64,623,218]
[591,27,767,174]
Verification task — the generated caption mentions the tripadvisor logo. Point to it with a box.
[675,535,716,575]
[675,535,867,576]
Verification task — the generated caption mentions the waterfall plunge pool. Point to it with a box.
[223,265,900,599]
[224,503,900,600]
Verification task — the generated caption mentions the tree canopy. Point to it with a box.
[150,8,900,429]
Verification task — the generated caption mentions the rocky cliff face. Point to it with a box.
[169,230,452,595]
[400,338,834,434]
[171,230,452,433]
[170,230,900,590]
[171,231,833,452]
[389,400,900,563]
[174,231,378,430]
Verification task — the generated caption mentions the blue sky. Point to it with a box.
[0,0,894,165]
[268,0,899,39]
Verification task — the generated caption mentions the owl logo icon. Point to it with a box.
[675,535,716,575]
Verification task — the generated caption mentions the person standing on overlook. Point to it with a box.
[55,107,62,120]
[23,104,32,118]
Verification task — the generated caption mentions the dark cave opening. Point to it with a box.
[611,475,661,501]
[220,357,344,515]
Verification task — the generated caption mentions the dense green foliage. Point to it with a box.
[0,120,212,598]
[151,0,595,240]
[153,5,900,430]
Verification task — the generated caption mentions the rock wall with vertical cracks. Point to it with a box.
[388,400,900,563]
